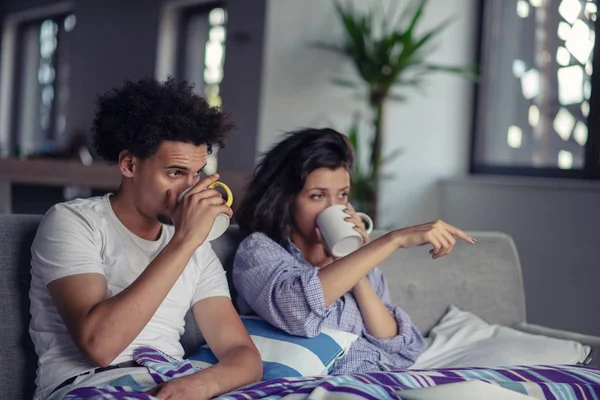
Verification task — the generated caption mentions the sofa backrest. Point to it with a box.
[0,214,526,399]
[371,231,527,334]
[0,214,43,400]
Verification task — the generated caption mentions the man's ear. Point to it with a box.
[118,150,136,178]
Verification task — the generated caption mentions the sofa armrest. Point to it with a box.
[516,322,600,367]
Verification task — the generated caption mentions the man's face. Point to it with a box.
[132,141,208,224]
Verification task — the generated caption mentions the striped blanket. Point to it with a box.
[64,347,600,400]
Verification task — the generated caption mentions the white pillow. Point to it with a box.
[410,305,590,369]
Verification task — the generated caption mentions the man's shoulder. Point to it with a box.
[30,197,111,283]
[37,196,112,238]
[46,195,110,221]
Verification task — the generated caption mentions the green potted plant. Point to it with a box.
[314,0,476,222]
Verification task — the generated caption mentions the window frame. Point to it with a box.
[0,2,73,158]
[11,13,72,156]
[175,1,225,81]
[470,0,600,180]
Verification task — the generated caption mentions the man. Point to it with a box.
[29,77,262,400]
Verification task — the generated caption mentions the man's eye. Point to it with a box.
[168,171,183,177]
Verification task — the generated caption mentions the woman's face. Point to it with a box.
[292,167,351,243]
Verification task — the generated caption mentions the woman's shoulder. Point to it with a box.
[236,231,289,258]
[238,231,277,249]
[234,231,302,275]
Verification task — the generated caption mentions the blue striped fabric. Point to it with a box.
[187,316,358,379]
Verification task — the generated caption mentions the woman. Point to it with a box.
[233,128,475,374]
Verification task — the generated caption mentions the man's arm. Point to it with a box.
[47,236,197,367]
[150,297,262,399]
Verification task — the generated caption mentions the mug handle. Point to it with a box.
[356,212,374,234]
[208,181,233,207]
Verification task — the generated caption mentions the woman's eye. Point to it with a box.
[310,194,323,200]
[340,192,349,198]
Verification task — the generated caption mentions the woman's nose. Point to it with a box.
[330,196,345,207]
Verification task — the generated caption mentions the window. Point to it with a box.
[11,13,75,158]
[472,0,600,179]
[176,2,227,174]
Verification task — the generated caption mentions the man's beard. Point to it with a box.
[157,214,174,226]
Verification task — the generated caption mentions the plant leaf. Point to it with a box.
[331,77,360,88]
[381,147,403,165]
[334,1,370,74]
[309,41,348,56]
[412,16,455,54]
[424,64,479,81]
[347,112,361,176]
[396,0,424,31]
[406,0,428,39]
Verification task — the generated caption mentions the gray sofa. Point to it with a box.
[2,214,599,399]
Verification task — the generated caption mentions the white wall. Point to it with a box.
[259,0,478,227]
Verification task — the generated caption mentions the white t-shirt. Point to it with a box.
[29,194,230,400]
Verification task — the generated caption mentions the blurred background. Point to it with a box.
[0,0,599,336]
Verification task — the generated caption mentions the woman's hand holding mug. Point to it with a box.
[316,203,475,260]
[316,204,373,259]
[343,203,370,246]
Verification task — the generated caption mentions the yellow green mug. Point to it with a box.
[177,181,233,241]
[177,181,233,206]
[207,181,233,207]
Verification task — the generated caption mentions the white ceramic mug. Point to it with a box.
[177,181,233,242]
[316,204,374,258]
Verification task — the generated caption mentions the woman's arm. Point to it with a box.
[318,220,474,306]
[362,268,425,362]
[317,233,400,306]
[352,277,398,338]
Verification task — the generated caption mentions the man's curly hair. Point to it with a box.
[92,77,236,162]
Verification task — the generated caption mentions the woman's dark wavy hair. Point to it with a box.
[236,128,354,244]
[92,77,236,162]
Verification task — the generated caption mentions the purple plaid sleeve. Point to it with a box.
[233,233,339,337]
[233,232,424,373]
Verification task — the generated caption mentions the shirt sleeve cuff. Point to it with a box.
[363,304,424,357]
[299,267,337,318]
[42,266,105,287]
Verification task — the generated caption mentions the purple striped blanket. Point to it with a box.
[63,346,600,400]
